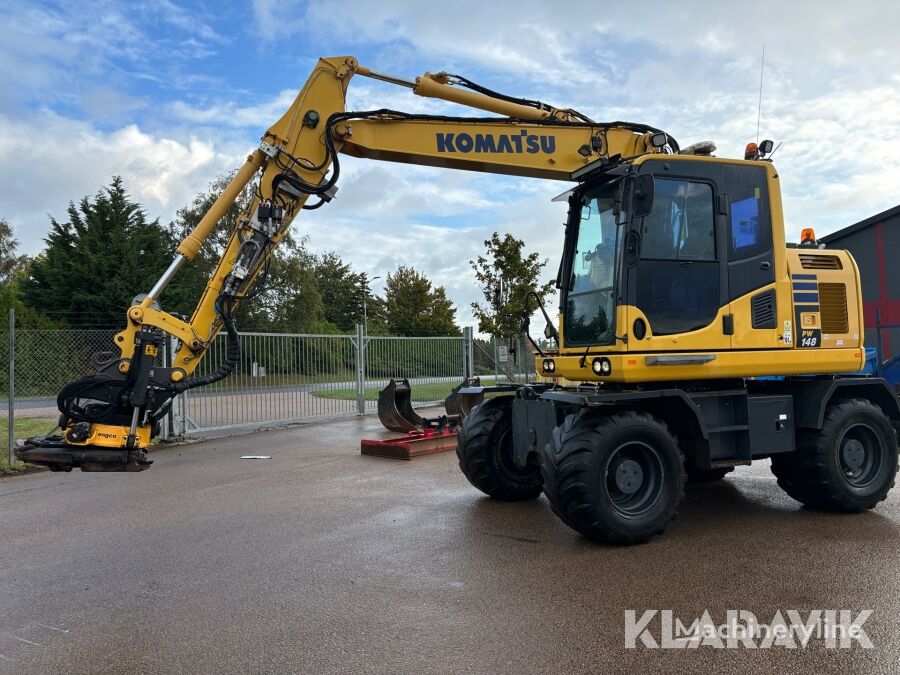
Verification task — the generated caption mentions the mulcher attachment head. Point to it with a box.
[16,435,152,472]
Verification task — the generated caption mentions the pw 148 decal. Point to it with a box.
[436,131,556,154]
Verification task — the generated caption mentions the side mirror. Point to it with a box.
[633,174,655,217]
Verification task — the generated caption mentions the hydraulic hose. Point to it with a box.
[172,308,241,393]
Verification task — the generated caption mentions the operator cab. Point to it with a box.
[558,154,778,361]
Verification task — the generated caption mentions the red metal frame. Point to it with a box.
[360,428,458,460]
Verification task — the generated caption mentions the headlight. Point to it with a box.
[591,357,611,376]
[542,358,556,373]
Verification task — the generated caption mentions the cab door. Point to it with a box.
[622,161,731,352]
[720,164,778,348]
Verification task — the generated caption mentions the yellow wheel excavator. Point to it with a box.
[19,57,898,544]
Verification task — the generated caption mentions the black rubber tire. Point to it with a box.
[456,397,543,501]
[686,465,734,483]
[541,409,685,545]
[770,398,898,512]
[770,437,820,505]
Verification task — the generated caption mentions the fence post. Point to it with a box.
[463,327,474,380]
[355,323,366,414]
[7,308,14,467]
[168,335,187,438]
[493,337,499,383]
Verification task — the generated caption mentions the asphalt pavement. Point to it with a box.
[0,411,898,674]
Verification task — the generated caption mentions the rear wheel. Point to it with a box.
[541,410,685,545]
[456,397,543,501]
[771,398,898,511]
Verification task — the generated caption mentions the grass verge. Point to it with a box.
[311,382,456,403]
[0,417,57,473]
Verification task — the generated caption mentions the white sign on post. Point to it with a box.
[498,345,509,363]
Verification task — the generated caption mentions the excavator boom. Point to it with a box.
[17,56,675,471]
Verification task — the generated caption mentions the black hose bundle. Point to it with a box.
[172,302,241,393]
[57,374,134,425]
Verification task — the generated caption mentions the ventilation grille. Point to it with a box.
[819,283,849,334]
[799,254,842,270]
[751,289,777,329]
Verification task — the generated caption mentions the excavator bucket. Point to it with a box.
[444,377,483,417]
[377,379,427,432]
[377,377,485,433]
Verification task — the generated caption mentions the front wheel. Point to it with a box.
[456,397,543,501]
[541,410,685,545]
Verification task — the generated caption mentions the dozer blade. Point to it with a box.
[444,377,483,418]
[377,379,426,432]
[16,436,152,472]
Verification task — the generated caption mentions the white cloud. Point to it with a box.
[301,158,564,329]
[169,90,300,129]
[0,0,227,110]
[79,88,148,120]
[0,112,245,252]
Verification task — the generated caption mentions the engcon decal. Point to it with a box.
[436,131,556,154]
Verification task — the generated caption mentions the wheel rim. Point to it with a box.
[604,441,665,517]
[494,427,536,480]
[837,423,884,488]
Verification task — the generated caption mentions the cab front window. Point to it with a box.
[564,182,620,346]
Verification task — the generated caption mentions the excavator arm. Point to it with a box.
[17,56,676,472]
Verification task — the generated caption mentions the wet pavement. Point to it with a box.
[0,411,898,674]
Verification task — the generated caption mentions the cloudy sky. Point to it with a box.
[2,0,899,329]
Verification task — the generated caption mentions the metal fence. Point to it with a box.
[171,328,473,434]
[172,331,363,434]
[474,334,538,384]
[3,314,539,465]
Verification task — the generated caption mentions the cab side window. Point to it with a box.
[723,165,774,301]
[641,180,715,261]
[727,170,771,261]
[635,177,719,335]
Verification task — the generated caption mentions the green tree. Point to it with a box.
[0,220,52,328]
[0,218,27,284]
[21,177,173,327]
[313,252,369,331]
[470,232,554,337]
[239,235,327,332]
[383,265,458,336]
[165,172,251,317]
